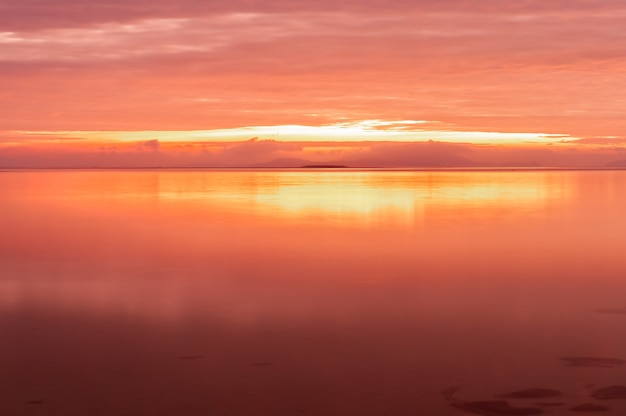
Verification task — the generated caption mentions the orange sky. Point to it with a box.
[2,0,626,167]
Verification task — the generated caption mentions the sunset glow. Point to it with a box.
[2,0,626,167]
[5,3,626,415]
[3,122,561,144]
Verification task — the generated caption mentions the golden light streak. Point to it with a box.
[7,121,569,145]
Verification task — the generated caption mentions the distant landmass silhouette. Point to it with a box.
[300,164,348,168]
[606,160,626,167]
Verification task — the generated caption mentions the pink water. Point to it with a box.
[2,169,626,415]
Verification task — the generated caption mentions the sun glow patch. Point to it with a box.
[8,121,566,145]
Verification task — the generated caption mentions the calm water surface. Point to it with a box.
[2,169,626,415]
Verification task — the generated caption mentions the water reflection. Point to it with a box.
[156,170,570,225]
[0,169,572,226]
[2,169,626,416]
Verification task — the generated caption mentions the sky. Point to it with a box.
[2,0,626,167]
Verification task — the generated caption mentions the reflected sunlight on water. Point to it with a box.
[156,170,566,225]
[2,169,626,416]
[0,169,571,227]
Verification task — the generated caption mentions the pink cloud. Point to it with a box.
[3,1,626,31]
[3,138,626,168]
[139,139,160,151]
[2,0,626,154]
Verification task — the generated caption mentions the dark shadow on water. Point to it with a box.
[495,389,562,399]
[561,357,626,368]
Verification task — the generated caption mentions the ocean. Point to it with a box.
[2,168,626,415]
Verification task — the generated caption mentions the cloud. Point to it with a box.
[0,131,88,143]
[354,141,477,167]
[566,137,626,145]
[0,138,302,168]
[3,1,626,31]
[4,137,626,168]
[2,0,626,144]
[140,139,160,151]
[217,138,301,164]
